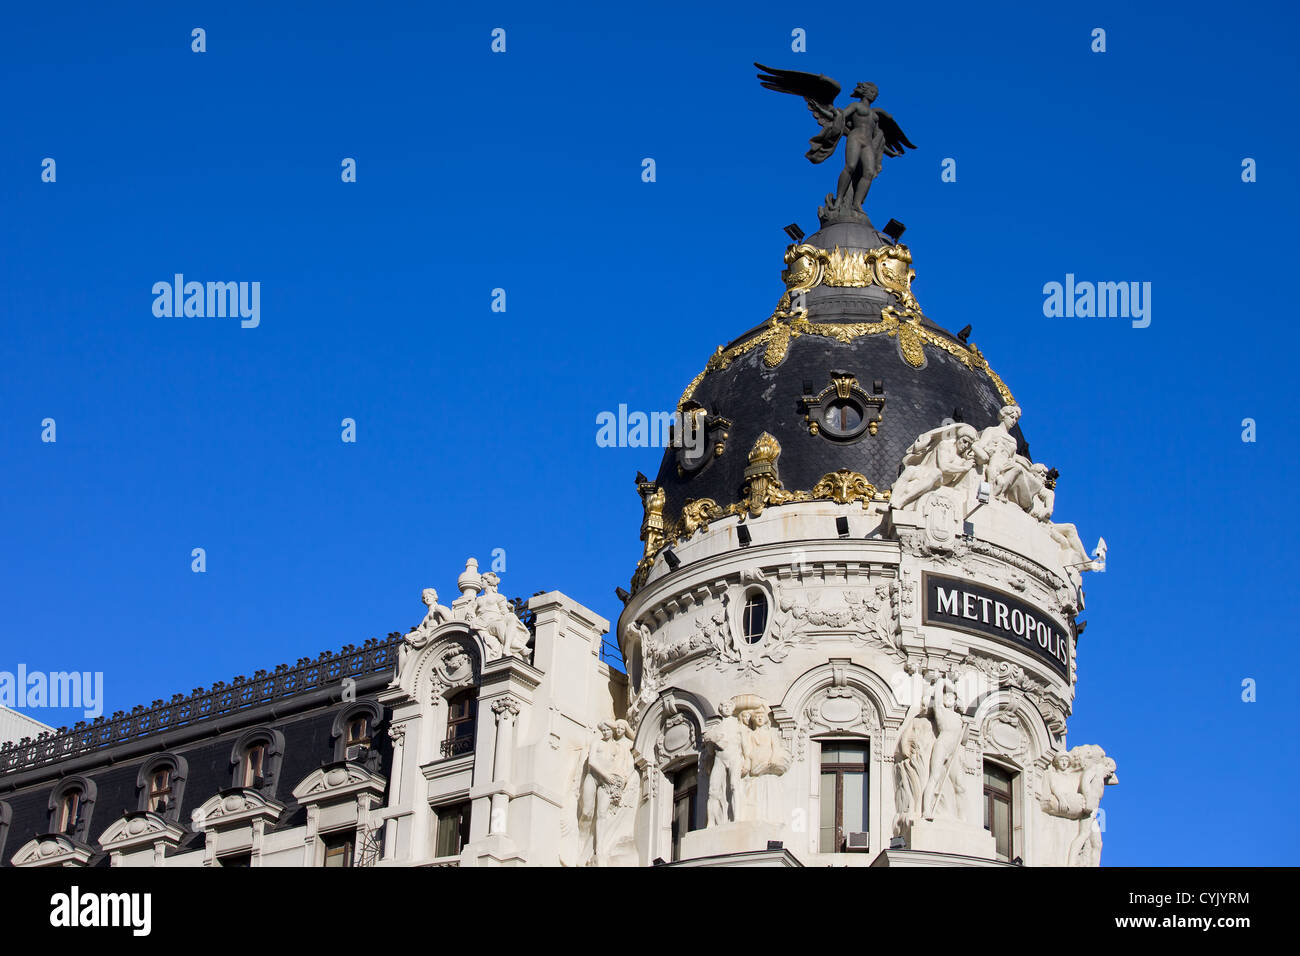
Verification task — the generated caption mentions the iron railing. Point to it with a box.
[439,734,476,759]
[0,635,400,776]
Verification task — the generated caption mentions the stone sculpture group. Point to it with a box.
[890,405,1095,570]
[400,558,532,664]
[700,696,792,826]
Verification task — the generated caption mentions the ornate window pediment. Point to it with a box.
[11,832,94,867]
[97,810,187,861]
[192,787,285,832]
[801,371,885,442]
[291,761,387,807]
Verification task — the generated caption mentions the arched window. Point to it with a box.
[442,689,478,758]
[742,591,769,644]
[331,700,383,763]
[229,728,285,792]
[137,754,188,821]
[47,776,96,844]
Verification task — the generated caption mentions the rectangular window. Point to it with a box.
[434,802,472,858]
[983,763,1016,862]
[57,792,81,835]
[323,830,355,868]
[148,769,172,813]
[819,741,869,853]
[243,744,267,788]
[670,765,700,862]
[442,693,477,758]
[219,853,251,867]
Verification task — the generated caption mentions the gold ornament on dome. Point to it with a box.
[678,498,724,538]
[628,460,888,594]
[677,242,1017,411]
[811,469,877,505]
[637,482,666,559]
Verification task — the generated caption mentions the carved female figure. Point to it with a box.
[739,708,791,824]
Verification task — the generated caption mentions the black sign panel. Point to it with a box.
[922,573,1071,677]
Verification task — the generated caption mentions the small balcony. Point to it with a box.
[439,734,475,759]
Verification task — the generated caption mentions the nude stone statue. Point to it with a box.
[973,405,1049,513]
[920,679,965,821]
[890,423,978,511]
[701,699,744,825]
[408,588,451,643]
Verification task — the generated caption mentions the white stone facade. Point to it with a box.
[7,415,1113,869]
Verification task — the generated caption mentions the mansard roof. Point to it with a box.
[0,635,401,780]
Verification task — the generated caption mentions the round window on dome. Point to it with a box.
[822,398,867,438]
[742,591,769,644]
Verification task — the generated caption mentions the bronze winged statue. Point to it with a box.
[755,62,916,224]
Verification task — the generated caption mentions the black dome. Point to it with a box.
[653,218,1028,525]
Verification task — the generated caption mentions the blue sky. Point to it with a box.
[2,1,1297,865]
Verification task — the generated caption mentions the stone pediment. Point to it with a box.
[11,832,94,867]
[98,811,187,854]
[291,761,387,805]
[192,788,284,831]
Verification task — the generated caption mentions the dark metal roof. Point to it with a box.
[653,220,1028,523]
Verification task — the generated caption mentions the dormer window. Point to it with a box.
[136,754,188,821]
[228,729,285,793]
[242,743,268,788]
[48,776,97,843]
[147,769,172,813]
[56,790,82,835]
[345,716,371,761]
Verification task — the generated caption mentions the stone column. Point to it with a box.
[382,719,409,862]
[489,698,521,835]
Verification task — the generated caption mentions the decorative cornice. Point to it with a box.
[632,458,887,593]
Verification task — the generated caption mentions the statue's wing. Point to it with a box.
[875,109,918,157]
[754,62,841,117]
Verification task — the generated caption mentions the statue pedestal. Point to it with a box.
[904,818,997,859]
[679,821,785,861]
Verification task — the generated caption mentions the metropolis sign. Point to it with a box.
[922,573,1071,677]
